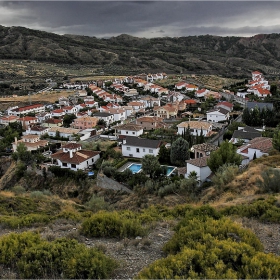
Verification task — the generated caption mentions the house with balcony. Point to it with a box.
[12,135,48,152]
[8,104,45,116]
[136,116,166,130]
[71,116,99,130]
[18,116,39,129]
[191,143,219,159]
[51,143,101,171]
[154,103,178,119]
[177,121,212,137]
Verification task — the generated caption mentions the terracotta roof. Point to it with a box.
[51,150,101,164]
[12,104,44,112]
[216,101,233,108]
[248,137,273,153]
[192,143,219,153]
[62,143,82,149]
[186,156,209,167]
[44,118,63,124]
[136,116,163,123]
[22,134,39,139]
[116,124,143,131]
[18,116,38,121]
[177,121,212,130]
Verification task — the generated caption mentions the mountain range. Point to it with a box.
[1,25,280,77]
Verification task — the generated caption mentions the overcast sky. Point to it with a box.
[1,1,280,38]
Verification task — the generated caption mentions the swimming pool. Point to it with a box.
[124,163,176,176]
[128,163,142,174]
[162,165,177,176]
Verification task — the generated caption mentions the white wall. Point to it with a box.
[207,112,228,122]
[120,129,143,137]
[185,164,211,184]
[122,145,160,158]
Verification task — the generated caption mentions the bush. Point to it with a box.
[11,185,26,195]
[81,212,146,238]
[0,232,118,278]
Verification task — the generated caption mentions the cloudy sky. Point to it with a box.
[0,1,280,38]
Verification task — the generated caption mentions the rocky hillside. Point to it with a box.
[1,25,280,77]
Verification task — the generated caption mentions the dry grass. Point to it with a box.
[0,191,15,198]
[0,90,75,103]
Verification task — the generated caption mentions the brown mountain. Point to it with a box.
[1,25,280,77]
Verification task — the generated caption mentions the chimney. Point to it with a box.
[69,150,73,158]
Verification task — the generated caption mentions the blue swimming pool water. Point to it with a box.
[129,163,142,174]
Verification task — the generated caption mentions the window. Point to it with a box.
[143,148,145,152]
[136,148,140,153]
[127,147,131,151]
[132,132,135,135]
[71,164,76,168]
[149,149,153,153]
[126,131,128,134]
[62,163,67,167]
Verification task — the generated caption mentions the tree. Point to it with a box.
[207,140,242,173]
[272,126,280,152]
[141,154,161,179]
[158,145,170,165]
[170,137,189,166]
[12,142,33,165]
[63,113,76,128]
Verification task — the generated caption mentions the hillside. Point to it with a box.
[1,25,280,77]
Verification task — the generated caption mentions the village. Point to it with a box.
[0,70,276,188]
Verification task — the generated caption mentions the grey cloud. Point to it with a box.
[0,1,280,38]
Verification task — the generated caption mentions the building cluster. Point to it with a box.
[1,71,274,180]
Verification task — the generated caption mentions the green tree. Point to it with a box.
[207,141,242,173]
[63,113,76,127]
[158,145,170,165]
[12,142,33,165]
[141,154,161,179]
[272,126,280,151]
[170,137,189,166]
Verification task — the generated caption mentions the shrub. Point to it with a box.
[81,212,146,238]
[11,185,26,195]
[0,232,118,279]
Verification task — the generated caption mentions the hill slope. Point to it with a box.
[1,25,280,77]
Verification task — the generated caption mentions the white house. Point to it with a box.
[122,136,162,158]
[237,137,273,161]
[62,106,78,116]
[185,156,212,185]
[195,89,209,98]
[215,101,233,112]
[92,112,114,125]
[175,81,189,90]
[177,121,212,137]
[206,108,230,122]
[24,126,49,136]
[47,127,81,139]
[106,108,126,122]
[51,109,65,118]
[51,143,101,171]
[8,104,45,116]
[230,126,262,144]
[115,124,143,137]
